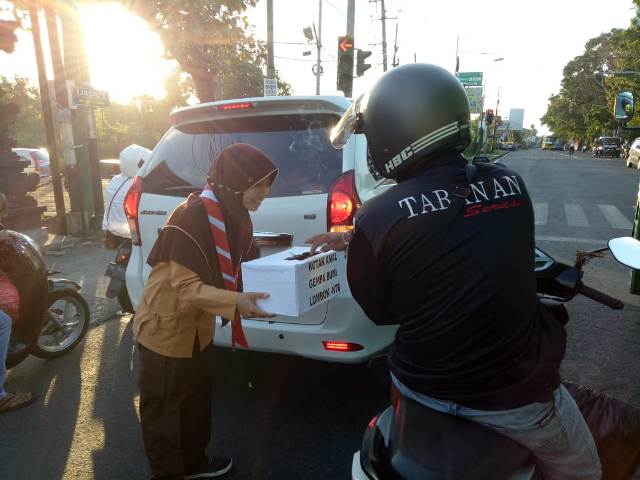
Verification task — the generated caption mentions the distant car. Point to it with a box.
[552,143,564,151]
[504,142,517,151]
[592,137,621,158]
[626,137,640,169]
[12,148,51,176]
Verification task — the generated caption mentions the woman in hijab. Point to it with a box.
[134,143,278,480]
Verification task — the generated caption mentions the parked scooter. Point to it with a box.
[0,223,90,368]
[102,145,151,314]
[104,239,133,313]
[352,236,640,480]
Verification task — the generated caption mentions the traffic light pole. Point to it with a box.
[315,0,323,95]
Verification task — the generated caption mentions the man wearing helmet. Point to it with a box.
[306,64,600,479]
[102,144,152,248]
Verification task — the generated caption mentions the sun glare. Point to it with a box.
[80,3,173,104]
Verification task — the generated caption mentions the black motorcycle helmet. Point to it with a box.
[330,63,471,180]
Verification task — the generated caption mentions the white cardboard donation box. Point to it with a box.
[241,247,347,317]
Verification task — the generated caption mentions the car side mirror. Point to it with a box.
[0,193,6,216]
[472,155,491,166]
[614,91,634,122]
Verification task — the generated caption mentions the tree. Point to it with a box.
[124,0,290,102]
[541,32,618,142]
[0,76,46,147]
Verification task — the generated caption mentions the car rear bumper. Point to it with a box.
[126,246,397,364]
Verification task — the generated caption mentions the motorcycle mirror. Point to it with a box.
[614,91,634,122]
[608,237,640,269]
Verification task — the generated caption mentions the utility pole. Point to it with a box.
[392,23,399,68]
[267,0,275,78]
[314,0,323,95]
[491,87,501,152]
[455,34,459,74]
[44,3,90,236]
[60,3,103,225]
[29,1,66,234]
[380,0,388,71]
[347,0,355,39]
[344,0,355,98]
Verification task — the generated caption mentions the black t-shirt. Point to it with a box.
[347,153,566,410]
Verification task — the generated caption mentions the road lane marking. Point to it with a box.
[536,235,607,245]
[533,203,548,225]
[564,204,589,227]
[598,204,633,229]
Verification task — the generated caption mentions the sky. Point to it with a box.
[0,0,637,135]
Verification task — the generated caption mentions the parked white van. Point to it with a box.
[124,96,396,363]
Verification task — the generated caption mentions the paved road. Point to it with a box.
[501,149,640,407]
[1,148,639,479]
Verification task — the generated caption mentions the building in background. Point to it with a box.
[508,108,525,130]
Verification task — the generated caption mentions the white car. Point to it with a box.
[12,148,51,177]
[124,96,397,363]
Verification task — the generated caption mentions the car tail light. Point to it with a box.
[322,341,364,352]
[217,102,254,111]
[124,176,143,246]
[327,170,360,233]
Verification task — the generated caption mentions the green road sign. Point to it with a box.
[465,87,482,114]
[72,86,110,108]
[456,71,483,86]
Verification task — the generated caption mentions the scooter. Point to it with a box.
[1,228,90,368]
[104,238,133,313]
[352,236,640,480]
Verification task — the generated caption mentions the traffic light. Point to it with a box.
[337,35,354,95]
[356,49,372,77]
[486,109,494,125]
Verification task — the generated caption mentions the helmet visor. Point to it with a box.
[330,94,366,149]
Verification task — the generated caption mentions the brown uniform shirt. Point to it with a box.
[133,260,238,358]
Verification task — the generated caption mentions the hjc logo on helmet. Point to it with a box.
[385,146,414,174]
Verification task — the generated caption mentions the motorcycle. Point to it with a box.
[104,238,133,313]
[1,227,90,368]
[352,236,640,480]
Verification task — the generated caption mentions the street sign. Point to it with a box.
[466,87,482,114]
[264,78,278,96]
[72,86,110,108]
[456,71,483,87]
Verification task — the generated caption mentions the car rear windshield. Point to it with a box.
[144,113,343,198]
[601,137,621,145]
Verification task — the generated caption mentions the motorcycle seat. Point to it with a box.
[388,396,533,479]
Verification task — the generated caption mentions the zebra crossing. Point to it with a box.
[533,202,633,229]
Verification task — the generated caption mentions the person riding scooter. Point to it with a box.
[102,144,151,248]
[0,194,35,414]
[306,64,600,479]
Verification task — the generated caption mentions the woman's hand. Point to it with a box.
[237,292,275,318]
[304,231,348,253]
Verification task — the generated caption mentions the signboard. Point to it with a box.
[465,87,483,114]
[72,86,110,108]
[456,71,483,86]
[242,247,346,317]
[263,77,278,96]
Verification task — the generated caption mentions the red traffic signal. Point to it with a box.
[339,35,354,53]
